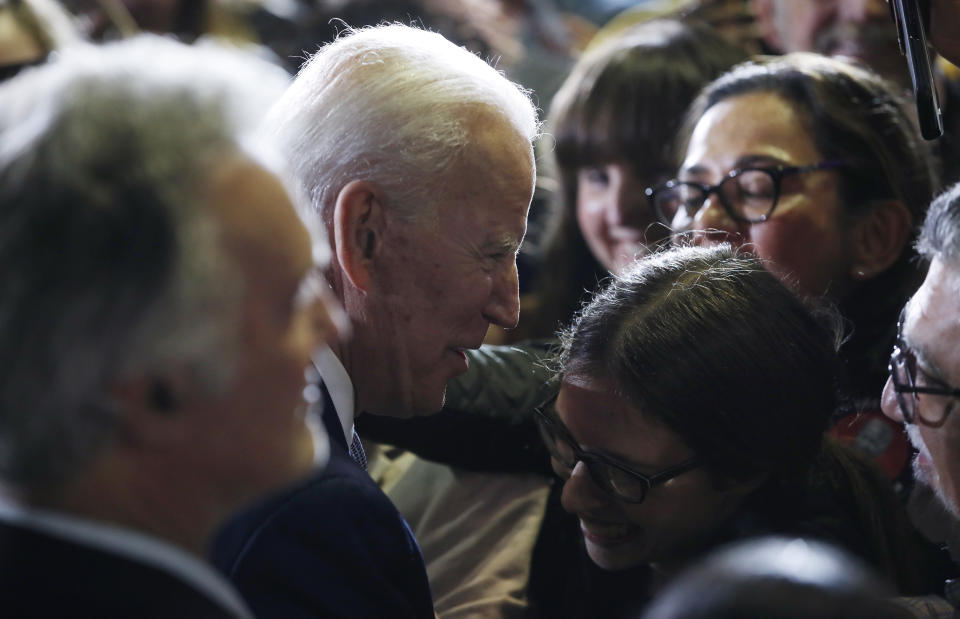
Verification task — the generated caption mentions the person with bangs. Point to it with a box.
[489,18,748,343]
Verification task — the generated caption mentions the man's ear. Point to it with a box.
[751,0,781,51]
[108,373,191,448]
[332,180,387,292]
[848,200,913,281]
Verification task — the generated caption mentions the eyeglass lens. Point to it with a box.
[653,169,777,226]
[535,412,649,502]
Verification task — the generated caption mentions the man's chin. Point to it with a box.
[914,453,960,519]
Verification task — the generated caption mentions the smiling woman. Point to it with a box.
[529,244,932,618]
[666,53,937,413]
[504,18,748,344]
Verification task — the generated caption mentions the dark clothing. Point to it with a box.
[0,520,238,618]
[212,384,435,619]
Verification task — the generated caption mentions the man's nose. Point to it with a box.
[880,375,905,424]
[482,261,521,329]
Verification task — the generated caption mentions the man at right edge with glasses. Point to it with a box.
[883,179,960,616]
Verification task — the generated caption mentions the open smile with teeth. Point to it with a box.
[580,519,637,545]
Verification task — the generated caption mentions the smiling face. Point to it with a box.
[881,258,960,517]
[679,91,856,298]
[356,118,535,416]
[576,160,672,274]
[554,376,746,573]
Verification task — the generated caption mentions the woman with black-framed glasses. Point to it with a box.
[528,245,932,618]
[660,53,938,491]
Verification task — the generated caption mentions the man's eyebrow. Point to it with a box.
[904,331,952,385]
[483,234,522,254]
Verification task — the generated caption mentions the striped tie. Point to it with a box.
[349,432,367,470]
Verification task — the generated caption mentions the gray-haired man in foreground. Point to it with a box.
[0,37,340,617]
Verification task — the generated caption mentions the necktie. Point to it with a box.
[349,432,367,470]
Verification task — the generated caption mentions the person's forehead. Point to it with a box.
[905,259,960,382]
[684,93,820,172]
[206,154,312,264]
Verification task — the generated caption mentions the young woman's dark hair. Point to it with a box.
[557,244,925,595]
[517,19,748,342]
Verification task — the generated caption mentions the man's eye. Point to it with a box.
[916,367,946,389]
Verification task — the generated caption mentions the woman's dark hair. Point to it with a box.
[680,53,938,398]
[559,245,925,592]
[681,52,936,233]
[560,244,839,480]
[521,19,748,342]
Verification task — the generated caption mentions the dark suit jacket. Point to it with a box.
[211,383,435,619]
[0,519,239,617]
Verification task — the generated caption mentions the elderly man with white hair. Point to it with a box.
[0,37,341,617]
[211,23,539,619]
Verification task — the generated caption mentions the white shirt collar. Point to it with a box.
[312,344,355,445]
[0,499,252,618]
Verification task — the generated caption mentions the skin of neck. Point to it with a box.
[26,446,225,558]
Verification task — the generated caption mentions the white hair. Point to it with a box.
[0,35,291,490]
[265,23,540,223]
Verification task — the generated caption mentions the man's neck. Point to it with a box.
[33,453,219,558]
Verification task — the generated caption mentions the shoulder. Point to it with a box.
[213,451,411,569]
[210,452,434,619]
[0,523,236,618]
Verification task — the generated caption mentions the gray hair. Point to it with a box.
[0,35,291,491]
[918,181,960,264]
[266,23,540,224]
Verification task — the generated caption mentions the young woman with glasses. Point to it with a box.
[655,53,938,482]
[530,244,929,618]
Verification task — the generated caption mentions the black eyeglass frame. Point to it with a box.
[645,160,847,225]
[533,404,702,503]
[888,306,960,427]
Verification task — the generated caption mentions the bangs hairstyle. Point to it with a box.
[550,19,748,171]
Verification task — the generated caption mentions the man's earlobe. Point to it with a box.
[333,180,386,292]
